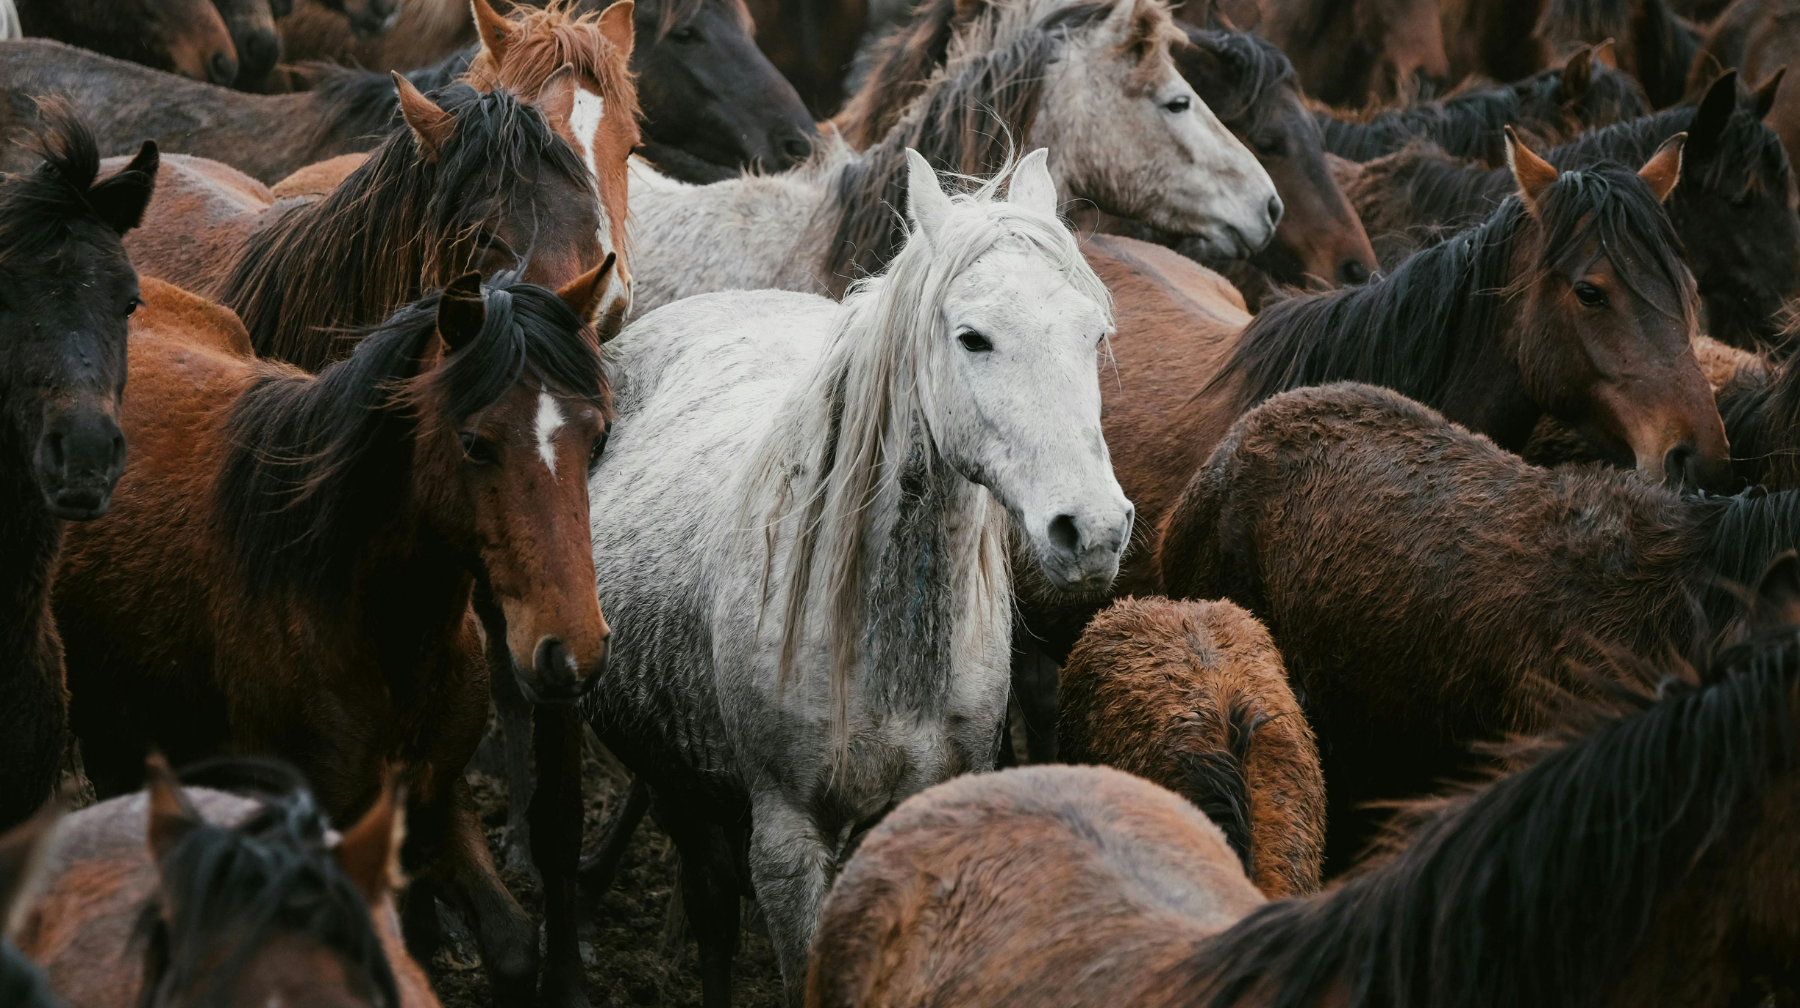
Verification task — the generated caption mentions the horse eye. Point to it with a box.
[459,432,498,464]
[1161,95,1192,114]
[1253,135,1286,157]
[588,434,608,470]
[1572,282,1608,308]
[125,297,141,316]
[669,26,701,42]
[957,330,994,353]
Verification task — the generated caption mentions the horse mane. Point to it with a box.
[131,779,398,1008]
[1533,0,1633,49]
[1173,697,1265,878]
[462,0,641,123]
[745,158,1106,752]
[217,274,605,601]
[1182,23,1294,129]
[825,0,1173,290]
[220,83,590,374]
[1211,159,1693,416]
[834,0,971,148]
[1551,99,1787,195]
[308,49,476,147]
[1182,625,1800,1008]
[0,100,118,268]
[1719,352,1800,489]
[1694,489,1800,629]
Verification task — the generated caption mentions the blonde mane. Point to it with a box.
[741,155,1113,750]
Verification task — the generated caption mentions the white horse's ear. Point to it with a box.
[1104,0,1141,36]
[1009,148,1058,217]
[905,148,953,244]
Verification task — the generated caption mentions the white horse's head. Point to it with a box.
[1031,0,1280,258]
[901,147,1132,591]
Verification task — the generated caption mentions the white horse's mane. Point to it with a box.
[737,154,1113,746]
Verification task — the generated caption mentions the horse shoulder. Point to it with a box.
[121,153,274,295]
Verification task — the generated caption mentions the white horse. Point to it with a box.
[582,148,1132,1003]
[623,0,1279,317]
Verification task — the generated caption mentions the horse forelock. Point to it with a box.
[0,100,109,273]
[1531,161,1695,330]
[1180,625,1800,1008]
[462,4,643,129]
[749,162,1100,753]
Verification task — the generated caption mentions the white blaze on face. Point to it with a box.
[570,87,605,184]
[535,389,565,477]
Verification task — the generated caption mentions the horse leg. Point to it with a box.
[435,775,540,1007]
[531,704,589,1008]
[578,775,649,904]
[747,794,832,1005]
[1010,630,1060,763]
[653,794,741,1008]
[492,662,537,877]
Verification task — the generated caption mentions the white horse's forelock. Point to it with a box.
[737,155,1110,753]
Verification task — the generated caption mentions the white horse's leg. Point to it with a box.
[748,792,835,1003]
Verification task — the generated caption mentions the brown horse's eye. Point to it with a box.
[1573,282,1608,309]
[460,432,498,464]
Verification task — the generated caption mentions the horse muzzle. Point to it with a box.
[512,633,608,706]
[35,409,127,521]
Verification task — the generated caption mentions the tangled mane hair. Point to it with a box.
[133,768,400,1008]
[1719,345,1800,490]
[1183,614,1800,1008]
[220,83,590,375]
[744,156,1110,753]
[217,273,605,602]
[462,0,642,126]
[824,0,1176,292]
[0,99,151,272]
[1179,22,1295,130]
[308,54,475,149]
[1211,158,1693,419]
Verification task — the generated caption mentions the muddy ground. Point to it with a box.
[435,729,788,1008]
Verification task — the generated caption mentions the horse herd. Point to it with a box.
[0,0,1797,1005]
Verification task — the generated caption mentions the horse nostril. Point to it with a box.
[1265,194,1284,229]
[1664,443,1697,488]
[1048,513,1081,556]
[44,430,66,472]
[208,52,237,86]
[779,134,813,164]
[1339,259,1371,285]
[535,637,574,688]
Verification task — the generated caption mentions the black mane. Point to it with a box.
[0,101,119,269]
[1719,354,1800,490]
[135,780,398,1008]
[1185,623,1800,1008]
[1533,0,1697,107]
[1213,159,1691,421]
[220,83,590,374]
[307,46,478,146]
[1181,24,1294,132]
[216,274,605,601]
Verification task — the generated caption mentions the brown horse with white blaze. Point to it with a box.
[51,266,614,1007]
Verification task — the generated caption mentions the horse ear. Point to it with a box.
[1559,45,1594,103]
[1688,69,1738,163]
[145,753,200,869]
[393,72,455,160]
[1754,66,1787,122]
[597,0,635,60]
[904,148,953,246]
[558,252,619,334]
[438,271,487,353]
[1009,148,1059,217]
[1637,132,1684,202]
[87,139,159,236]
[471,0,512,64]
[0,798,65,930]
[1103,0,1143,37]
[335,773,406,906]
[1503,126,1558,217]
[534,64,579,134]
[1591,37,1616,68]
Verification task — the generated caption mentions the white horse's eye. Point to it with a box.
[957,330,994,353]
[1161,95,1192,114]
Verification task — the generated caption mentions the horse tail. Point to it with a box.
[1172,698,1268,878]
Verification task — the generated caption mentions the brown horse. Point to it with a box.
[212,0,287,92]
[121,77,610,374]
[1691,0,1800,173]
[1057,596,1325,898]
[1156,381,1800,866]
[287,0,403,40]
[1221,0,1448,107]
[807,593,1800,1007]
[13,0,238,85]
[1534,0,1701,107]
[52,267,613,1008]
[0,108,158,833]
[14,758,439,1008]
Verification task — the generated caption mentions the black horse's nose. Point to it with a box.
[207,51,238,87]
[37,409,127,520]
[1339,258,1372,285]
[243,30,281,77]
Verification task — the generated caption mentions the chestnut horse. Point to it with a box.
[14,759,439,1008]
[1,802,67,1008]
[1316,43,1649,164]
[0,108,157,832]
[808,594,1800,1007]
[121,78,610,373]
[1057,596,1325,898]
[51,268,612,1008]
[1346,71,1800,349]
[12,0,237,85]
[1157,382,1800,866]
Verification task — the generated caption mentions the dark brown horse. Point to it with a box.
[1691,0,1800,173]
[14,759,440,1008]
[1157,381,1800,866]
[1535,0,1700,107]
[52,268,613,1008]
[279,0,818,180]
[284,0,403,41]
[1346,71,1800,349]
[13,0,238,85]
[808,594,1800,1007]
[211,0,288,92]
[746,0,869,116]
[1057,596,1326,898]
[1316,43,1649,164]
[0,108,157,833]
[1224,0,1448,107]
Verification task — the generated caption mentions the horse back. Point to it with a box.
[121,154,281,298]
